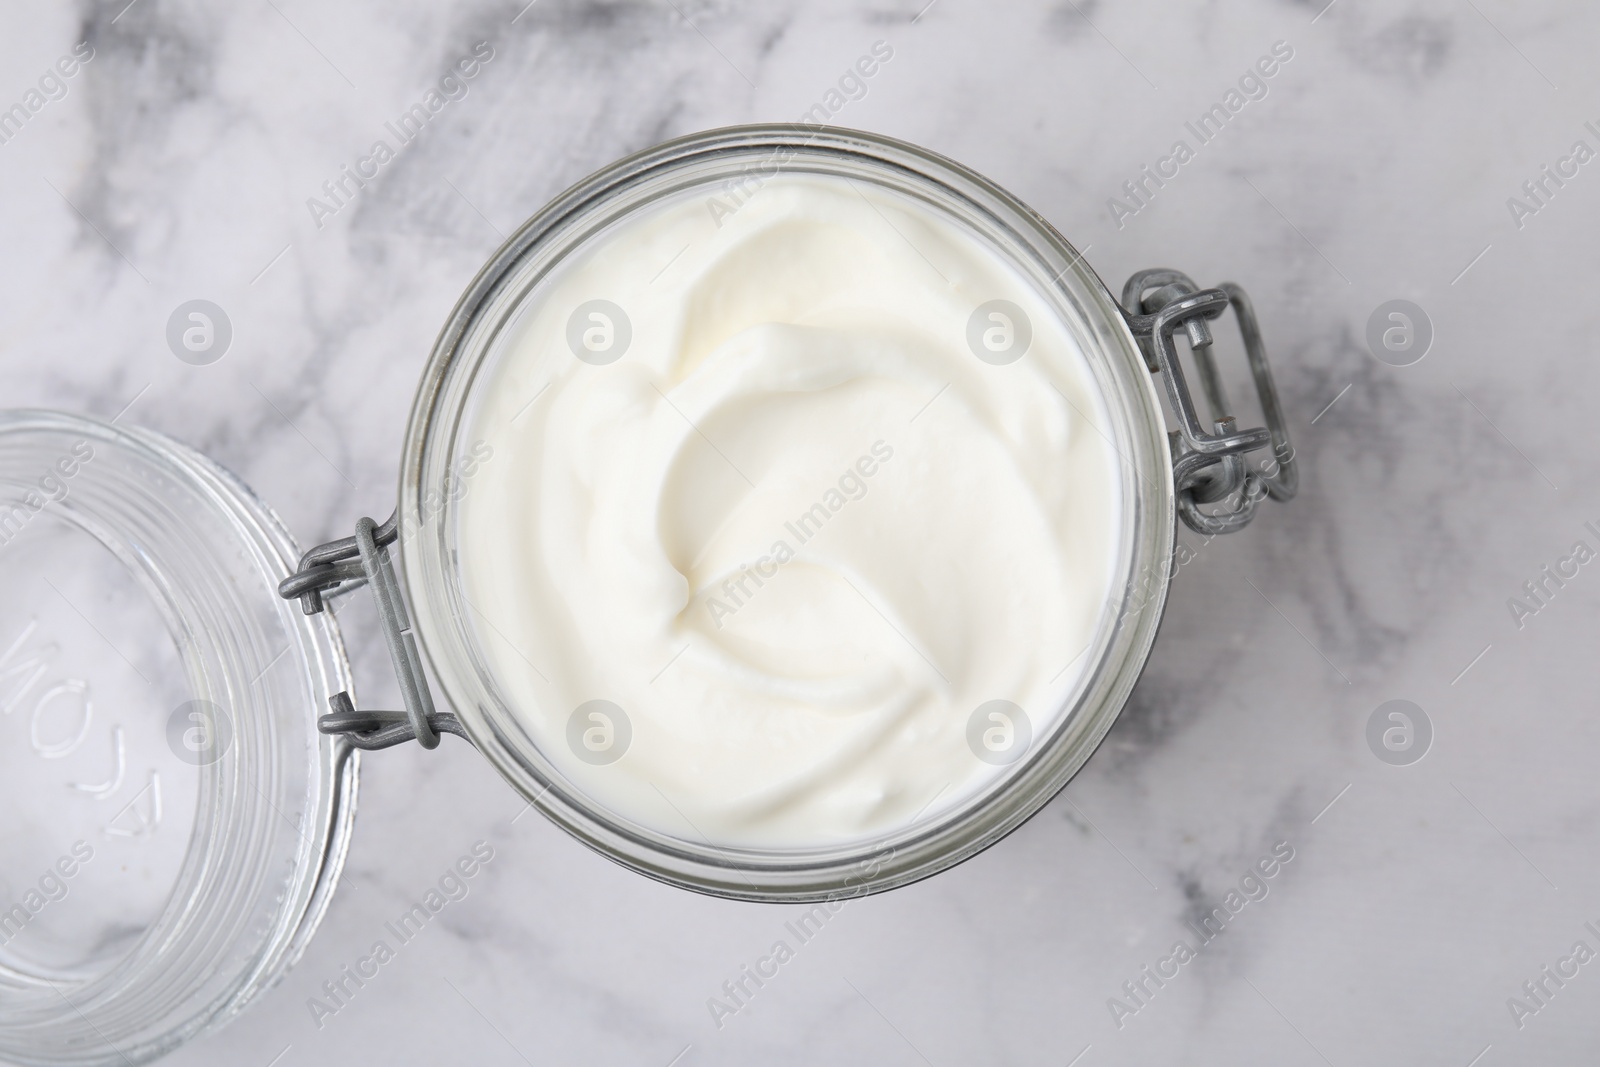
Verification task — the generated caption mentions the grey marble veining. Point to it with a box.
[3,0,1599,1063]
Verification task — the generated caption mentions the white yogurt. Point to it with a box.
[458,173,1121,849]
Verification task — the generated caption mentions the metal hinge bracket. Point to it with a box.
[278,513,466,751]
[1121,269,1298,535]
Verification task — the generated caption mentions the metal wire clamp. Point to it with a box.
[1120,269,1298,535]
[277,513,467,751]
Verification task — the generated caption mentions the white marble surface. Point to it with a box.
[3,0,1599,1063]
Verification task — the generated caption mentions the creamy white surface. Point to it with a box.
[458,174,1121,848]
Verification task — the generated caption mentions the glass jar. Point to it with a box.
[395,126,1168,900]
[369,126,1292,900]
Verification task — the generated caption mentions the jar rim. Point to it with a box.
[398,124,1174,901]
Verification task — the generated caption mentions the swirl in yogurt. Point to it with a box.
[459,173,1120,848]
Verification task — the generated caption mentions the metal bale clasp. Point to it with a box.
[277,512,467,751]
[1120,269,1298,535]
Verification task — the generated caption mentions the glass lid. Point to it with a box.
[0,410,356,1067]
